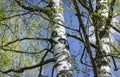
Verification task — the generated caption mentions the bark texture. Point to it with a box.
[50,0,73,77]
[95,0,111,77]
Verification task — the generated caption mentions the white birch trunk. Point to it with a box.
[96,0,111,77]
[50,0,73,77]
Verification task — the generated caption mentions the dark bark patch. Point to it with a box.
[51,31,57,38]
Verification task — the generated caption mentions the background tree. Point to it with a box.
[0,0,120,77]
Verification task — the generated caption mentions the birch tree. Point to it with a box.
[48,0,73,76]
[0,0,73,77]
[92,0,111,76]
[0,0,120,77]
[72,0,119,77]
[94,0,113,77]
[73,0,119,77]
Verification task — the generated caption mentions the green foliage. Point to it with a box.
[0,50,12,69]
[0,1,47,76]
[114,0,120,15]
[116,24,120,29]
[0,0,119,77]
[0,0,6,21]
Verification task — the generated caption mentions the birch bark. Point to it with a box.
[50,0,73,77]
[95,0,111,77]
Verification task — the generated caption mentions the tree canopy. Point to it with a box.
[0,0,120,77]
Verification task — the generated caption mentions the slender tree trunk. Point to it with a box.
[50,0,73,77]
[95,0,111,77]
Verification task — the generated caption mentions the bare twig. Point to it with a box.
[80,47,92,67]
[67,33,96,48]
[38,50,49,76]
[112,56,119,71]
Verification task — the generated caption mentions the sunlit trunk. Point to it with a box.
[95,0,111,77]
[50,0,73,77]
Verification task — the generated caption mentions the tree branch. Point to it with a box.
[38,51,49,76]
[15,0,50,15]
[38,13,79,32]
[0,58,55,74]
[1,47,49,54]
[105,0,116,30]
[1,11,30,21]
[110,24,120,33]
[80,47,92,67]
[109,42,120,54]
[0,37,51,48]
[78,0,90,12]
[72,0,98,76]
[112,56,119,71]
[67,33,96,48]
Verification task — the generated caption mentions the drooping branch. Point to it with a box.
[15,0,51,15]
[38,13,79,32]
[1,47,49,54]
[15,0,42,11]
[0,58,55,74]
[67,33,96,48]
[1,11,30,21]
[0,37,51,47]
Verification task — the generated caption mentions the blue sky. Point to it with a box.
[1,0,120,77]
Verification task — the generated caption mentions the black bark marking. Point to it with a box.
[58,38,70,50]
[51,31,57,38]
[57,70,73,77]
[99,30,109,38]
